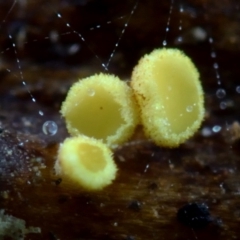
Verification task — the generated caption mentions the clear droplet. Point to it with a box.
[216,88,226,99]
[220,101,227,110]
[211,52,216,58]
[212,125,221,133]
[186,105,193,112]
[42,121,58,136]
[39,110,44,116]
[236,86,240,94]
[192,27,207,41]
[162,40,167,46]
[177,36,183,43]
[87,88,95,96]
[201,127,212,137]
[213,63,219,69]
[18,142,24,147]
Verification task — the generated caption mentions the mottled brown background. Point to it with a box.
[0,0,240,239]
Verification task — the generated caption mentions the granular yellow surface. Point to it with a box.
[131,48,204,147]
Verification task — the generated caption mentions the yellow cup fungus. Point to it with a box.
[61,73,139,147]
[131,48,204,147]
[55,136,117,190]
[56,47,205,191]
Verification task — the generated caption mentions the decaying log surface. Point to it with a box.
[0,0,240,239]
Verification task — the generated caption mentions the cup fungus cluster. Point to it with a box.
[56,73,139,190]
[56,48,204,190]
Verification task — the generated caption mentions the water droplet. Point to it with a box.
[213,63,219,69]
[39,110,44,116]
[177,36,183,42]
[192,27,207,41]
[162,40,167,46]
[18,142,24,147]
[42,121,58,136]
[144,164,149,173]
[220,101,227,110]
[186,105,193,112]
[201,127,212,137]
[87,88,95,96]
[68,44,80,55]
[212,125,221,133]
[216,88,226,99]
[236,86,240,94]
[211,52,216,58]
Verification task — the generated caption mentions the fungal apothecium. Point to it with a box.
[56,48,205,190]
[131,48,204,147]
[60,73,139,147]
[55,136,117,190]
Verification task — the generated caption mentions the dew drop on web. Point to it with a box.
[212,125,221,133]
[162,0,174,47]
[39,110,44,116]
[219,101,227,110]
[216,88,226,99]
[42,121,58,136]
[236,86,240,94]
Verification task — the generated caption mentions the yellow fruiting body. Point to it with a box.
[131,48,204,147]
[61,73,139,147]
[55,136,117,190]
